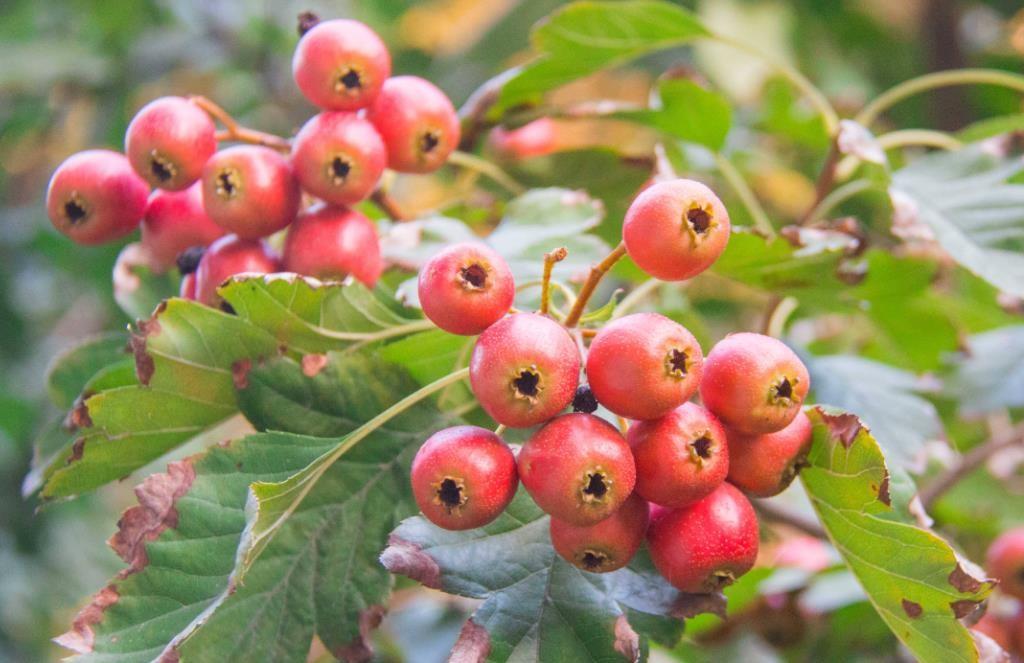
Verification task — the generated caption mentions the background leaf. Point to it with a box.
[613,79,733,150]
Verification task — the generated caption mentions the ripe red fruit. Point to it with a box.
[201,146,301,239]
[518,413,636,525]
[586,313,702,420]
[281,205,382,287]
[986,527,1024,600]
[180,273,197,300]
[622,178,731,281]
[410,426,518,531]
[367,76,460,173]
[418,243,514,336]
[550,493,649,573]
[627,402,729,508]
[290,112,386,205]
[45,150,149,245]
[489,118,558,160]
[194,234,279,306]
[125,96,217,191]
[727,410,813,498]
[647,482,759,593]
[292,19,391,111]
[469,313,580,428]
[972,612,1014,653]
[141,183,226,270]
[700,333,810,435]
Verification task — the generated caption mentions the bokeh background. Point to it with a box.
[1,0,1022,660]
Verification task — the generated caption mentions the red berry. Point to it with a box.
[141,183,226,270]
[418,243,514,336]
[627,402,729,508]
[972,612,1014,653]
[125,96,217,191]
[586,312,702,420]
[469,313,580,428]
[622,179,730,281]
[410,426,518,531]
[518,413,636,525]
[45,150,149,245]
[180,272,197,300]
[727,410,813,498]
[987,527,1024,600]
[290,112,386,205]
[489,118,558,159]
[201,146,300,239]
[292,19,391,111]
[772,535,832,572]
[194,234,279,306]
[700,333,810,435]
[281,205,382,287]
[367,76,460,173]
[550,493,649,573]
[647,482,759,593]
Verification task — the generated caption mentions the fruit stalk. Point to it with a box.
[563,241,628,327]
[190,95,291,153]
[540,247,568,316]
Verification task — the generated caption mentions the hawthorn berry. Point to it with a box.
[45,150,149,245]
[518,413,636,525]
[179,272,197,300]
[367,76,460,173]
[622,178,731,281]
[141,183,226,270]
[550,493,649,573]
[647,482,759,593]
[972,612,1014,653]
[125,96,217,191]
[417,243,514,336]
[700,332,810,435]
[281,205,382,287]
[727,410,813,498]
[986,527,1024,600]
[410,426,518,531]
[489,118,558,160]
[469,313,580,428]
[290,112,386,205]
[201,146,301,239]
[194,234,279,306]
[292,19,391,111]
[627,402,729,508]
[586,312,702,421]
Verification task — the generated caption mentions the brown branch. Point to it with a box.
[191,95,291,153]
[370,190,410,221]
[919,421,1024,509]
[754,500,827,540]
[563,242,628,328]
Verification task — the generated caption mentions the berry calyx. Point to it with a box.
[201,146,301,239]
[45,150,149,245]
[124,96,218,191]
[518,413,636,525]
[627,402,729,508]
[281,205,382,287]
[986,527,1024,600]
[176,246,205,276]
[550,493,649,573]
[622,178,731,281]
[141,183,226,270]
[647,482,759,593]
[726,410,813,498]
[417,243,514,336]
[292,19,391,111]
[194,234,279,306]
[571,385,599,414]
[586,312,703,421]
[367,76,460,173]
[469,313,580,428]
[290,111,386,205]
[410,426,518,531]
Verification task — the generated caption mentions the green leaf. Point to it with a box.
[380,330,476,409]
[956,114,1024,142]
[45,332,129,409]
[112,243,179,321]
[944,325,1024,415]
[613,79,733,150]
[711,230,849,295]
[801,407,995,663]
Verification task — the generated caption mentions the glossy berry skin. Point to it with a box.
[201,146,300,239]
[418,243,514,335]
[281,205,382,287]
[290,112,386,205]
[627,402,729,508]
[125,96,217,191]
[727,410,813,498]
[518,413,636,526]
[470,313,580,428]
[986,527,1024,600]
[550,493,649,573]
[367,76,460,173]
[410,426,518,531]
[292,19,391,111]
[647,482,759,593]
[489,118,558,160]
[700,333,810,435]
[46,150,149,245]
[586,313,702,421]
[194,234,279,306]
[622,179,731,281]
[141,183,226,270]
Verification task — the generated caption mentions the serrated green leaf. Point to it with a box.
[711,230,848,294]
[45,332,128,409]
[614,79,733,150]
[944,325,1024,415]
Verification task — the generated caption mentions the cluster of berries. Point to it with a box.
[410,179,813,594]
[44,17,460,307]
[975,527,1024,654]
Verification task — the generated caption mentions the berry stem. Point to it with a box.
[803,179,873,226]
[370,189,410,221]
[191,95,291,153]
[540,247,569,315]
[799,140,840,226]
[494,424,507,436]
[763,296,798,338]
[712,152,775,238]
[611,278,664,320]
[563,241,628,328]
[447,151,525,194]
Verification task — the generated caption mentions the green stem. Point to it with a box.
[804,179,874,225]
[764,296,799,338]
[876,128,963,151]
[312,318,435,342]
[611,278,664,320]
[713,152,776,239]
[448,150,526,194]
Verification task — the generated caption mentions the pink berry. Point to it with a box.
[125,96,217,191]
[281,205,382,287]
[418,243,514,336]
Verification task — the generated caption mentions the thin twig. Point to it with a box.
[764,296,799,338]
[540,248,568,315]
[919,421,1024,509]
[563,242,628,328]
[799,140,840,226]
[371,189,409,221]
[755,500,828,540]
[191,95,291,152]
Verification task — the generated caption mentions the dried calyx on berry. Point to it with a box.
[296,11,320,36]
[176,246,206,275]
[572,385,599,413]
